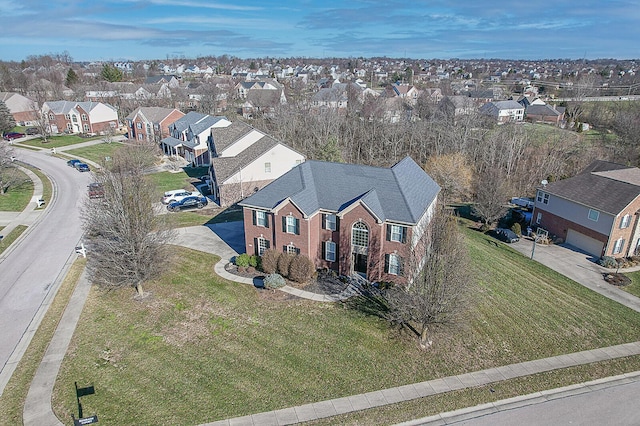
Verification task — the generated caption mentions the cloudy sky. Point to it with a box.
[1,0,639,62]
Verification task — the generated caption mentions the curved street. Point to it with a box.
[0,148,91,395]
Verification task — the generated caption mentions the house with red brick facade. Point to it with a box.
[125,107,185,143]
[0,92,38,126]
[532,160,640,258]
[238,157,440,283]
[42,101,119,135]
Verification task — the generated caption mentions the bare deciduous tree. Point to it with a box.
[472,167,510,227]
[82,145,174,297]
[385,205,473,349]
[0,143,21,194]
[424,153,472,203]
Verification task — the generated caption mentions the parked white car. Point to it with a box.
[162,189,198,204]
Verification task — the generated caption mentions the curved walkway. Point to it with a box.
[20,222,640,426]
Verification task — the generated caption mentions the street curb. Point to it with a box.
[395,371,640,425]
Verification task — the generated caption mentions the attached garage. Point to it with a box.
[565,229,605,257]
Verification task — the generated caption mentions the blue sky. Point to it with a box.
[1,0,639,62]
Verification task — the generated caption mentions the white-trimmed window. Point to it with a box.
[536,191,549,205]
[620,214,631,229]
[283,215,299,234]
[324,214,337,231]
[66,123,72,130]
[325,241,336,262]
[81,114,88,121]
[64,114,71,119]
[264,162,271,173]
[386,253,402,275]
[536,212,542,224]
[285,244,297,254]
[83,124,90,132]
[352,222,369,249]
[613,238,625,255]
[257,237,269,256]
[48,113,54,120]
[136,122,142,129]
[255,210,268,227]
[387,224,406,243]
[588,209,600,222]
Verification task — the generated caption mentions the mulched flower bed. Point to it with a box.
[223,264,350,296]
[603,272,631,287]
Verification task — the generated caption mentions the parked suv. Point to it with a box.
[74,162,90,172]
[492,228,520,243]
[162,189,196,204]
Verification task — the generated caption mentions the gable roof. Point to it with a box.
[211,134,281,182]
[171,111,228,135]
[126,106,183,123]
[525,104,561,116]
[239,157,440,224]
[45,100,115,114]
[542,162,640,215]
[210,120,255,153]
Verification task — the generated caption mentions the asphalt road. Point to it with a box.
[0,148,90,387]
[450,379,640,426]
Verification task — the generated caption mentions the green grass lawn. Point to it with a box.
[622,270,640,298]
[19,135,102,149]
[64,142,124,165]
[0,168,33,211]
[147,170,199,195]
[51,224,640,425]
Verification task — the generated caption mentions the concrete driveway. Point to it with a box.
[508,237,640,313]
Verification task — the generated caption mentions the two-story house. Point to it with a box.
[160,111,231,166]
[532,160,640,258]
[126,107,185,143]
[42,101,119,135]
[0,92,38,125]
[207,121,305,206]
[239,157,440,283]
[478,100,525,123]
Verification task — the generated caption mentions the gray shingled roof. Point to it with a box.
[160,136,183,148]
[211,121,254,153]
[126,106,181,123]
[239,157,440,224]
[211,135,280,182]
[542,164,640,215]
[525,104,561,116]
[46,100,113,114]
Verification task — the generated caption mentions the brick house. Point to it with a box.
[239,157,440,283]
[125,107,185,143]
[42,101,119,135]
[532,160,640,258]
[0,92,38,125]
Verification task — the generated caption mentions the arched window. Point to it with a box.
[352,222,369,250]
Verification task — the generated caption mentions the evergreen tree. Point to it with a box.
[0,100,16,134]
[66,68,79,86]
[101,64,123,82]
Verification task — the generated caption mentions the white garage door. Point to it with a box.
[565,229,605,257]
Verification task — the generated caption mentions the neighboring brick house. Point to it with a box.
[239,157,440,283]
[42,101,119,135]
[126,107,185,142]
[523,103,565,126]
[532,160,640,258]
[160,111,231,166]
[0,92,38,125]
[207,121,305,206]
[478,100,524,123]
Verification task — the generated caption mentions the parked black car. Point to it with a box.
[492,228,520,243]
[74,163,90,172]
[25,127,39,135]
[166,195,208,212]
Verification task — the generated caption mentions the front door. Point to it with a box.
[353,253,368,277]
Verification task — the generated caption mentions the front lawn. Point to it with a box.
[51,225,640,425]
[147,170,198,195]
[19,135,102,149]
[64,142,124,165]
[0,168,33,211]
[622,270,640,298]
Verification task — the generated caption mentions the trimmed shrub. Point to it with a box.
[235,253,250,267]
[288,254,315,283]
[260,249,280,274]
[277,252,295,277]
[598,256,617,268]
[264,273,286,289]
[249,255,259,268]
[511,222,522,236]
